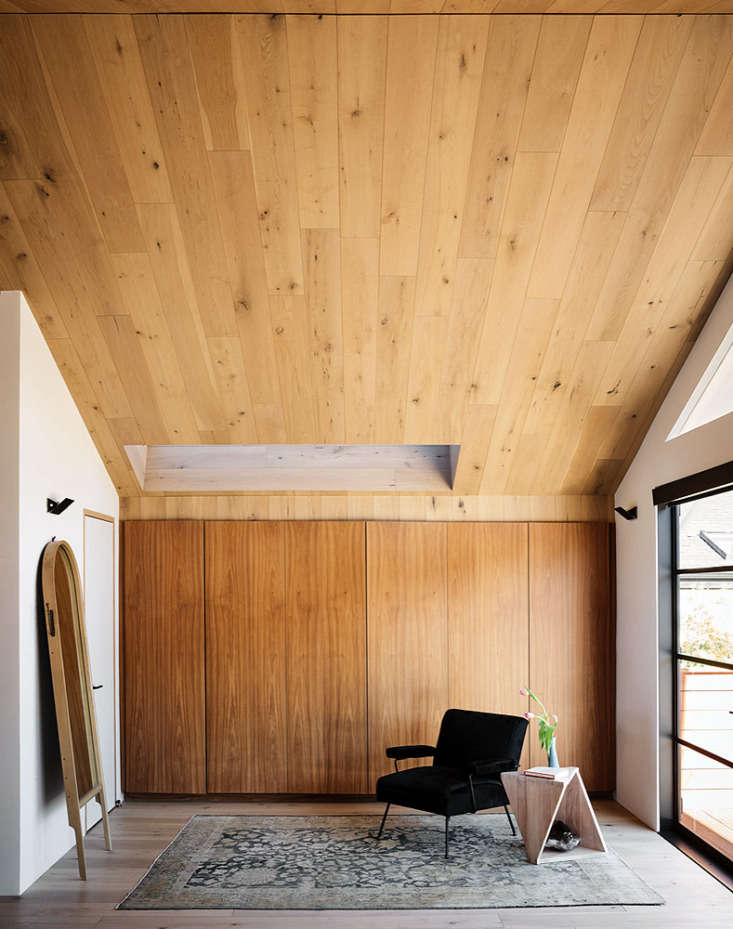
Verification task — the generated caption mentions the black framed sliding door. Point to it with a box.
[666,489,733,867]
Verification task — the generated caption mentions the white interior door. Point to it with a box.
[83,513,116,829]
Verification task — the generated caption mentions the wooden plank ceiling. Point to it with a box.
[0,12,732,500]
[2,3,733,14]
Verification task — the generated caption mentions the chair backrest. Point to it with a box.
[433,709,528,771]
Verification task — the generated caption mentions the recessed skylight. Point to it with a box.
[125,444,461,493]
[667,322,733,440]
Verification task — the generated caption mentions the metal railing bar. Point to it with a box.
[675,737,733,770]
[676,653,733,671]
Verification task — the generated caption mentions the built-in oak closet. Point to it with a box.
[122,520,614,796]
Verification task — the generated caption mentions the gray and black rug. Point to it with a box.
[119,814,663,910]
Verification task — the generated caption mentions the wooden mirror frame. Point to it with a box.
[42,540,112,880]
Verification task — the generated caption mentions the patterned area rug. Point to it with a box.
[119,814,664,910]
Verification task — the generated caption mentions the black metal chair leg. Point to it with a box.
[504,804,516,836]
[376,802,391,839]
[445,816,450,858]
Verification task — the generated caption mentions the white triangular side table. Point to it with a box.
[501,767,607,864]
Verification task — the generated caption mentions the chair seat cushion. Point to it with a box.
[376,765,509,817]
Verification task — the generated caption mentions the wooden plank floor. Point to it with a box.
[0,799,731,928]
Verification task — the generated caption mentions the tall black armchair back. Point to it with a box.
[433,709,528,772]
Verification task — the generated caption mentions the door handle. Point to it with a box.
[92,684,103,690]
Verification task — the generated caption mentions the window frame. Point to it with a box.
[660,494,733,879]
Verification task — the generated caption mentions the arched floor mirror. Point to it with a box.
[42,540,112,880]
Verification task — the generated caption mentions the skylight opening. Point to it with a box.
[667,321,733,441]
[125,444,461,494]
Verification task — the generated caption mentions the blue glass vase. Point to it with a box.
[548,737,559,768]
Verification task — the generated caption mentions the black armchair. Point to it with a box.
[375,709,528,857]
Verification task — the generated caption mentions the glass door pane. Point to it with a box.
[678,577,733,665]
[678,657,733,764]
[674,486,733,865]
[678,494,733,569]
[678,743,733,861]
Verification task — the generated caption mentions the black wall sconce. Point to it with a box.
[47,497,74,515]
[614,505,638,521]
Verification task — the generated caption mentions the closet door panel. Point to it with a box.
[529,522,613,791]
[205,521,287,793]
[367,522,448,784]
[123,520,205,793]
[285,521,367,793]
[447,522,530,768]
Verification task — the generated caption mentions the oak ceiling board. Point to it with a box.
[0,13,732,501]
[1,3,733,13]
[120,493,614,520]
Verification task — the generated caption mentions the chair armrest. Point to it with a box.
[468,758,517,776]
[385,744,436,761]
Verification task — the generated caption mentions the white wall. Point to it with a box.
[0,292,119,895]
[615,276,733,830]
[0,299,21,895]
